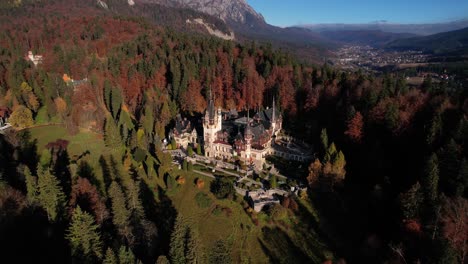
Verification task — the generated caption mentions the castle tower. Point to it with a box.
[203,90,222,158]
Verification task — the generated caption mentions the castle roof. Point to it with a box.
[173,115,193,135]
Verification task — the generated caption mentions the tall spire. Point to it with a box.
[245,109,252,138]
[208,87,215,121]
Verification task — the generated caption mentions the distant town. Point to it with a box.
[333,45,430,72]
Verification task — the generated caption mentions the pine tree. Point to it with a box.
[196,144,202,155]
[24,166,37,203]
[37,169,66,222]
[426,113,442,145]
[111,87,123,120]
[324,142,337,163]
[67,206,103,261]
[103,248,117,264]
[156,255,170,264]
[320,128,328,154]
[269,174,277,189]
[118,246,136,264]
[399,182,423,219]
[208,240,231,264]
[424,154,440,205]
[438,139,461,196]
[456,159,468,197]
[104,117,122,149]
[185,227,203,264]
[39,149,52,169]
[170,215,187,264]
[109,181,131,239]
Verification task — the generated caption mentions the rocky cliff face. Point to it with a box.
[139,0,264,25]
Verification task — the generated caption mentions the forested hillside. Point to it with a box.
[0,1,467,263]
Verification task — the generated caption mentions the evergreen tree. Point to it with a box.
[37,169,66,222]
[67,206,103,261]
[104,117,122,149]
[169,215,202,264]
[424,154,440,205]
[24,166,37,203]
[426,112,442,146]
[109,181,132,240]
[208,240,231,264]
[118,246,136,264]
[399,182,423,219]
[156,255,170,264]
[456,159,468,197]
[39,149,52,169]
[196,144,202,155]
[111,87,123,120]
[438,139,461,196]
[185,227,203,264]
[320,128,328,154]
[170,215,187,264]
[269,174,277,189]
[324,142,337,163]
[187,146,194,157]
[103,248,118,264]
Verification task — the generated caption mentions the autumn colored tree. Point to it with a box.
[345,111,364,142]
[54,97,68,120]
[441,197,468,263]
[307,158,322,187]
[9,105,33,128]
[70,177,109,224]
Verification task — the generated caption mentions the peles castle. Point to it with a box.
[203,95,282,169]
[170,95,312,169]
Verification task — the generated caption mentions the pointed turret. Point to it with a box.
[244,110,253,140]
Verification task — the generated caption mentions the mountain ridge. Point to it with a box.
[386,26,468,55]
[301,19,468,36]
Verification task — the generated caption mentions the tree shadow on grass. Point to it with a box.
[259,226,312,264]
[152,185,178,256]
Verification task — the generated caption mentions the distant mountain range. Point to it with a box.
[105,0,332,62]
[318,30,417,47]
[386,27,468,56]
[301,19,468,36]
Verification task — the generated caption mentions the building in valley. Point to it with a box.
[202,95,283,169]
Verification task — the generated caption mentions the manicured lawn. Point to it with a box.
[168,171,270,263]
[27,125,118,193]
[28,125,109,159]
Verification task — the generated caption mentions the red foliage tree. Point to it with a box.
[70,177,109,224]
[345,111,364,142]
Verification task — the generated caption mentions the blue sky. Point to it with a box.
[246,0,468,27]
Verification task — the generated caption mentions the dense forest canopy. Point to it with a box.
[0,0,467,263]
